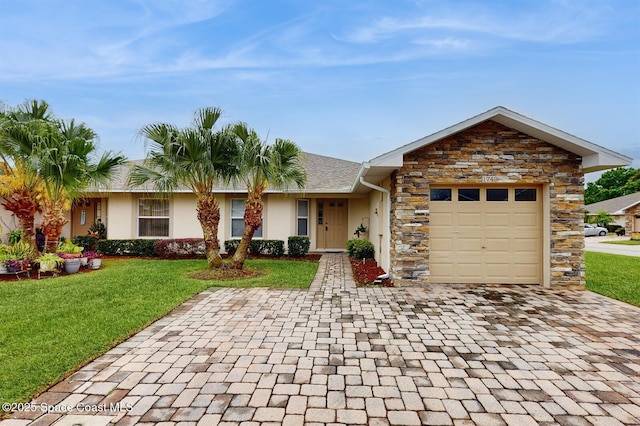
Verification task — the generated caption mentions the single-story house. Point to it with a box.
[3,106,631,287]
[585,192,640,234]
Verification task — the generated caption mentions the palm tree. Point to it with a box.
[128,107,238,268]
[1,102,126,252]
[227,123,307,270]
[36,119,127,251]
[0,100,53,250]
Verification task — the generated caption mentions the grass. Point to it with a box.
[0,258,318,404]
[601,239,640,246]
[585,252,640,307]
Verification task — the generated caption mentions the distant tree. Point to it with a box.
[585,167,639,204]
[589,210,614,227]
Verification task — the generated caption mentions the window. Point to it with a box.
[515,188,537,202]
[297,199,309,236]
[231,199,263,238]
[138,199,169,237]
[486,188,509,202]
[458,188,480,201]
[430,188,452,201]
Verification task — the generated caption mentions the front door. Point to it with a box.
[317,199,348,250]
[71,199,97,237]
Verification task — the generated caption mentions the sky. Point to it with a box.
[1,0,639,181]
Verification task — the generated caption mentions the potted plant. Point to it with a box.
[0,245,11,274]
[57,240,84,273]
[5,259,30,273]
[4,241,35,273]
[36,252,65,273]
[85,250,103,269]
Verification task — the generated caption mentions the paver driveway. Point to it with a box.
[2,254,639,426]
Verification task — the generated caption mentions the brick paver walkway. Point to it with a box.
[2,254,639,425]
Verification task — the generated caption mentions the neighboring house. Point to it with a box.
[585,192,640,234]
[17,106,632,288]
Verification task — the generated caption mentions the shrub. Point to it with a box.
[72,235,99,252]
[154,239,206,259]
[288,236,310,257]
[224,239,285,257]
[253,240,285,257]
[224,239,240,255]
[96,239,158,257]
[346,239,375,260]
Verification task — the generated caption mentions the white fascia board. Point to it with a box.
[621,200,640,213]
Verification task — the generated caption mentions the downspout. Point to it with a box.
[359,168,391,280]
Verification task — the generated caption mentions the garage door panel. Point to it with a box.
[430,237,453,251]
[430,212,453,226]
[429,186,541,284]
[485,237,510,252]
[457,237,482,252]
[430,262,453,278]
[457,263,483,278]
[485,263,511,280]
[485,212,510,226]
[512,238,538,252]
[514,212,538,227]
[458,212,482,226]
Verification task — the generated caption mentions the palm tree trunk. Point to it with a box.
[230,194,263,270]
[196,193,223,268]
[1,189,40,252]
[41,200,68,253]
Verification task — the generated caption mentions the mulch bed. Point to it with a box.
[349,257,394,287]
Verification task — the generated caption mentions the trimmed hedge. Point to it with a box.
[224,239,285,257]
[96,239,158,257]
[154,238,206,259]
[288,236,310,257]
[347,239,375,260]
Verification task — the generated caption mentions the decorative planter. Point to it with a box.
[39,262,60,273]
[0,265,7,274]
[80,257,89,267]
[89,258,102,269]
[64,258,82,274]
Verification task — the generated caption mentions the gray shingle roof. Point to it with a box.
[94,152,361,194]
[585,192,640,215]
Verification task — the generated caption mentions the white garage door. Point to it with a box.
[429,186,541,284]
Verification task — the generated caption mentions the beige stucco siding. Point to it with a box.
[172,194,204,238]
[106,193,134,239]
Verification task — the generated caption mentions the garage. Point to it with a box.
[429,186,542,284]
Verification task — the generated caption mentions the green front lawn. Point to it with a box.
[585,252,640,307]
[0,258,318,404]
[601,239,640,246]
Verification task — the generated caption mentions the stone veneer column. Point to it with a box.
[389,120,584,288]
[626,204,640,235]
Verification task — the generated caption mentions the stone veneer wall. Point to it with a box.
[390,120,584,287]
[625,204,640,235]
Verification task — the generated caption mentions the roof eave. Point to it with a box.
[368,106,633,173]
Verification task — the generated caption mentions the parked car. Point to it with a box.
[584,224,608,237]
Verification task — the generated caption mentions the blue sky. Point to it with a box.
[1,0,639,179]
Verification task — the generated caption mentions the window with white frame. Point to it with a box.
[297,199,309,236]
[138,199,169,237]
[231,198,263,238]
